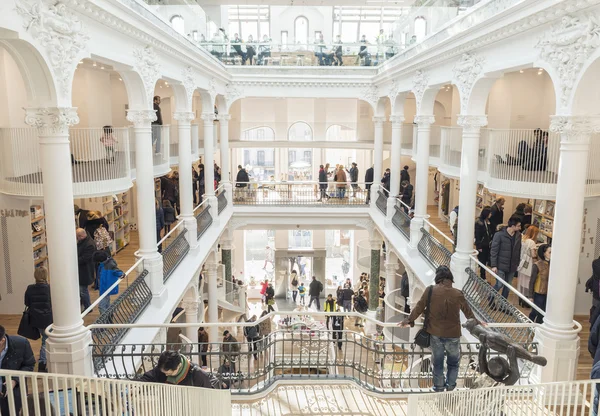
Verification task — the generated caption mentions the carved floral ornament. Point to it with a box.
[172,111,195,123]
[133,45,161,107]
[24,107,79,134]
[225,82,243,111]
[126,109,156,127]
[387,79,401,111]
[360,85,379,110]
[208,78,217,104]
[412,70,429,110]
[457,115,488,132]
[536,14,600,112]
[182,66,196,106]
[550,115,600,143]
[452,52,485,113]
[15,0,89,98]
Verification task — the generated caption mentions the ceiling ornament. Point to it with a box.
[133,45,161,108]
[15,0,89,99]
[411,70,429,111]
[452,52,485,113]
[536,14,600,113]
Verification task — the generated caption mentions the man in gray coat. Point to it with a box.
[489,216,522,305]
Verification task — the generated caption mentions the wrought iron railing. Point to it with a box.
[232,181,368,206]
[91,269,152,371]
[162,228,190,282]
[391,199,411,239]
[196,204,213,240]
[91,329,538,393]
[376,188,388,215]
[417,227,453,269]
[463,265,536,344]
[217,190,227,214]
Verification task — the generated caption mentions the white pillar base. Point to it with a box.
[449,251,471,290]
[46,329,93,376]
[370,183,380,211]
[182,216,198,250]
[207,195,219,226]
[409,217,424,250]
[138,252,167,306]
[386,197,396,224]
[534,323,580,383]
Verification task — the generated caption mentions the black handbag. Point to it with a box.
[18,308,40,340]
[413,285,433,348]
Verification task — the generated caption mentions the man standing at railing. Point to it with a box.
[489,216,522,309]
[235,165,249,201]
[0,325,35,415]
[152,96,162,155]
[348,163,359,197]
[365,165,374,204]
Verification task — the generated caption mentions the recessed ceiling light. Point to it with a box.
[79,61,83,64]
[519,70,524,73]
[93,62,97,67]
[119,77,123,81]
[100,66,105,70]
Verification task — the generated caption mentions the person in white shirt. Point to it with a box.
[449,206,459,243]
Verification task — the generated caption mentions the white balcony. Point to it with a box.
[129,125,171,179]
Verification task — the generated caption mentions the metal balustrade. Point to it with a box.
[440,126,463,177]
[391,199,412,239]
[195,203,213,240]
[401,123,414,152]
[91,328,538,394]
[0,369,230,416]
[417,226,454,270]
[232,181,368,206]
[160,223,190,283]
[429,125,441,158]
[376,188,388,215]
[217,189,228,214]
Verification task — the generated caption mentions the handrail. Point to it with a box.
[383,288,411,318]
[215,183,226,194]
[193,198,209,214]
[157,217,184,247]
[423,217,455,247]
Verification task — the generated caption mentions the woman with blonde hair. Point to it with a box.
[24,267,52,372]
[517,225,539,307]
[336,165,347,198]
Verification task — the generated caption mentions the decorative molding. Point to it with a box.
[228,218,249,230]
[536,14,600,112]
[411,70,429,111]
[200,112,215,123]
[452,52,485,113]
[224,83,243,110]
[413,115,436,126]
[372,116,386,125]
[208,77,217,104]
[234,80,371,88]
[356,218,374,234]
[360,85,379,110]
[15,0,89,98]
[24,107,79,134]
[182,66,196,107]
[457,115,488,132]
[550,115,600,144]
[126,109,156,127]
[389,115,405,126]
[133,45,161,107]
[172,111,195,123]
[387,79,401,112]
[216,114,231,122]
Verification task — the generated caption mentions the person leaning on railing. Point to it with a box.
[139,350,221,389]
[399,266,479,393]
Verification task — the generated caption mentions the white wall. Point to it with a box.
[0,47,28,128]
[269,6,333,45]
[72,67,113,128]
[150,5,207,39]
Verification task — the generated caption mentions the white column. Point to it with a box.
[217,114,232,203]
[384,253,399,322]
[450,115,487,289]
[202,113,219,221]
[206,259,219,343]
[387,116,404,221]
[182,299,200,363]
[174,111,197,247]
[372,116,385,203]
[410,115,435,248]
[25,107,92,376]
[127,110,165,299]
[536,116,597,383]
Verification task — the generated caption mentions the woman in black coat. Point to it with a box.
[474,207,494,280]
[24,266,52,372]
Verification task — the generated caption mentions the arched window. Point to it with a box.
[294,16,309,46]
[414,16,426,41]
[170,15,185,35]
[326,124,356,141]
[241,126,275,141]
[288,122,312,141]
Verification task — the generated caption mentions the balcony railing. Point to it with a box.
[159,221,190,283]
[232,181,368,206]
[195,201,213,240]
[391,199,412,239]
[376,188,388,215]
[129,125,171,177]
[417,220,455,270]
[217,185,228,214]
[401,123,414,153]
[440,126,462,177]
[429,125,441,159]
[0,127,132,197]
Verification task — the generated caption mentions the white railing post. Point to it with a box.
[24,107,93,376]
[206,259,219,344]
[202,113,219,224]
[371,116,385,212]
[387,116,404,222]
[450,115,487,289]
[127,110,165,301]
[174,111,198,248]
[410,115,435,249]
[536,115,596,383]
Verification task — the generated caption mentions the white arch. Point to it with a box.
[326,124,356,141]
[288,121,313,141]
[242,126,275,141]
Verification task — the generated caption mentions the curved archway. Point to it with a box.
[288,121,312,141]
[242,126,275,141]
[294,16,309,46]
[326,124,356,141]
[414,16,426,41]
[170,15,185,36]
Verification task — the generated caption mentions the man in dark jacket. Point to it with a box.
[489,216,522,304]
[244,316,261,360]
[152,95,162,153]
[489,198,505,235]
[400,165,410,184]
[318,165,329,201]
[222,330,240,371]
[587,258,600,324]
[235,166,250,202]
[381,168,391,192]
[0,325,36,415]
[341,283,354,312]
[74,205,89,228]
[308,276,323,310]
[140,351,220,388]
[365,166,374,204]
[76,228,95,310]
[401,180,413,211]
[348,163,359,197]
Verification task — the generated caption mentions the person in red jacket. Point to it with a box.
[260,279,269,304]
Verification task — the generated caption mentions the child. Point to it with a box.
[93,251,124,316]
[162,200,176,233]
[100,125,117,163]
[298,282,306,305]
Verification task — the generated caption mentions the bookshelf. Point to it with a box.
[531,199,554,244]
[30,205,48,270]
[79,191,131,254]
[476,184,497,216]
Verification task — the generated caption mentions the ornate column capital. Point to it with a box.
[414,115,435,126]
[389,115,405,127]
[550,115,600,145]
[126,109,156,127]
[181,300,199,314]
[457,115,488,133]
[173,111,195,123]
[24,107,79,134]
[372,116,386,125]
[216,114,231,122]
[201,113,215,124]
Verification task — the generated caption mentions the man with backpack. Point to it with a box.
[308,276,323,310]
[354,290,368,327]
